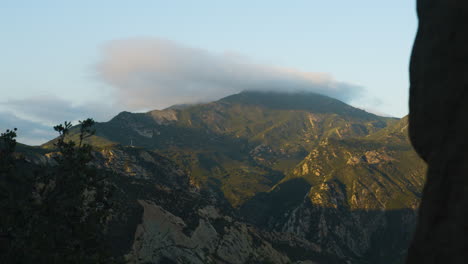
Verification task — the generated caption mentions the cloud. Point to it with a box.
[350,96,396,117]
[2,96,116,126]
[96,38,364,111]
[0,38,373,146]
[0,96,117,145]
[0,111,56,146]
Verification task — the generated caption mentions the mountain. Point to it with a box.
[240,116,425,262]
[9,143,334,263]
[43,91,396,206]
[92,145,343,264]
[36,91,426,263]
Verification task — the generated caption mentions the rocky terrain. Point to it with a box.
[28,91,426,263]
[33,145,341,263]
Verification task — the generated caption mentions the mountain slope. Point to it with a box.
[43,91,396,207]
[17,144,343,264]
[35,91,426,263]
[240,116,426,263]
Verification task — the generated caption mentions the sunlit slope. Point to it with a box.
[42,91,399,206]
[239,117,426,263]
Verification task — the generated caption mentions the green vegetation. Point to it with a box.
[278,117,425,210]
[37,92,424,214]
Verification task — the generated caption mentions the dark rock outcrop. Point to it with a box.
[407,1,468,263]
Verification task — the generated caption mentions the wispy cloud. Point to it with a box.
[0,96,116,145]
[96,38,364,110]
[2,96,115,126]
[0,111,56,145]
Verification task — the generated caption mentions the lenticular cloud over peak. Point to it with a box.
[96,38,363,111]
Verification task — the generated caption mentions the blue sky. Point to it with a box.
[0,1,417,145]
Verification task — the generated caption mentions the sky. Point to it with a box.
[0,1,417,145]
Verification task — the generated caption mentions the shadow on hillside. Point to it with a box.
[240,178,418,264]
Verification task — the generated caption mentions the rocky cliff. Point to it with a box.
[241,117,425,263]
[90,146,340,263]
[20,144,337,263]
[94,144,419,263]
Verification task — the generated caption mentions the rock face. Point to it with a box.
[241,118,425,263]
[407,1,468,263]
[87,146,340,263]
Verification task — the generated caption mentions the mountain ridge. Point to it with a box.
[41,91,409,208]
[32,90,425,263]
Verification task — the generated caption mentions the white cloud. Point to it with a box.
[96,38,364,111]
[2,96,116,126]
[0,38,374,146]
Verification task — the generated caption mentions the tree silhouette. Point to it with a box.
[0,119,115,263]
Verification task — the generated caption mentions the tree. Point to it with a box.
[0,127,25,261]
[0,128,17,172]
[0,119,115,263]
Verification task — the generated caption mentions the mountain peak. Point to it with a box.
[218,90,377,119]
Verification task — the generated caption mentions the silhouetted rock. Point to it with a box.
[407,1,468,263]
